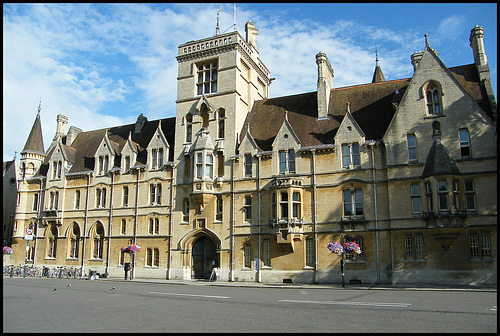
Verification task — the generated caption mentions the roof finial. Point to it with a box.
[375,45,379,64]
[37,99,41,117]
[425,33,429,48]
[215,8,221,36]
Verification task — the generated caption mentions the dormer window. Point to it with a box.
[342,143,360,169]
[53,160,62,179]
[278,149,296,174]
[124,156,131,172]
[151,148,164,170]
[98,155,109,175]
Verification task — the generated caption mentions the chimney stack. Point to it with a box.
[469,25,488,68]
[54,114,68,140]
[245,21,258,49]
[316,52,334,120]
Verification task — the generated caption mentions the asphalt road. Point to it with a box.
[3,277,497,333]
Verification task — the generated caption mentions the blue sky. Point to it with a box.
[3,3,497,162]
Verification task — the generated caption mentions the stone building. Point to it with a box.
[8,23,496,285]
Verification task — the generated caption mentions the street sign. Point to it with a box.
[24,235,33,241]
[25,225,34,235]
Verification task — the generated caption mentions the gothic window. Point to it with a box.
[68,223,80,259]
[33,193,39,211]
[92,223,104,259]
[426,83,442,115]
[263,239,271,267]
[149,218,159,234]
[47,225,58,258]
[197,61,218,95]
[121,219,127,235]
[194,152,214,180]
[183,198,190,223]
[459,129,471,157]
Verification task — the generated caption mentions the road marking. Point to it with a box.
[148,291,230,299]
[278,299,412,308]
[490,306,496,311]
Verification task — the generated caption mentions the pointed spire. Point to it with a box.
[21,103,45,155]
[371,46,386,83]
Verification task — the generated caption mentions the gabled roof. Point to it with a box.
[241,57,494,152]
[41,116,177,175]
[241,78,410,150]
[21,113,45,155]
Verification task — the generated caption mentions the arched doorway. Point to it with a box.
[192,236,218,279]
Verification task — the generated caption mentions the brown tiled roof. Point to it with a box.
[241,62,494,151]
[242,78,410,150]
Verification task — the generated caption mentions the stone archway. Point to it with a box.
[191,235,218,279]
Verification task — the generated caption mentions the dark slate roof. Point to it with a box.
[241,78,410,150]
[422,138,461,178]
[21,113,45,155]
[34,116,176,176]
[448,63,494,120]
[241,63,495,151]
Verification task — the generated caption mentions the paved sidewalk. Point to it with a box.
[100,277,497,292]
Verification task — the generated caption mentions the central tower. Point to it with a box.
[172,21,270,280]
[174,22,270,204]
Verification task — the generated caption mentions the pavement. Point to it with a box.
[99,276,497,292]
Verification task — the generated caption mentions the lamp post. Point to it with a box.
[340,234,345,288]
[327,234,361,289]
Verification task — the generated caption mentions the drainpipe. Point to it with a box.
[257,155,262,283]
[230,157,236,282]
[167,162,175,279]
[369,143,380,284]
[311,149,319,283]
[133,168,141,279]
[105,171,115,277]
[81,173,91,273]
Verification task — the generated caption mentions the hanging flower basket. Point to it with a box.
[121,243,141,253]
[344,242,362,254]
[3,246,13,254]
[327,242,343,255]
